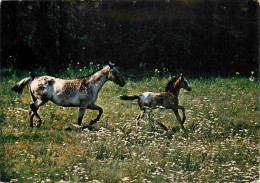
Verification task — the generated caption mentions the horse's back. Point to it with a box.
[30,76,63,101]
[31,75,55,89]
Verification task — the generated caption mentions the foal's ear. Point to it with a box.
[180,73,185,80]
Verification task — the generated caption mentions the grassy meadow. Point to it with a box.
[0,66,259,182]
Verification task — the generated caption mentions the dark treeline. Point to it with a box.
[1,0,259,76]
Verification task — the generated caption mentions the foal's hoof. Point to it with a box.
[171,126,180,132]
[179,128,187,133]
[156,122,168,131]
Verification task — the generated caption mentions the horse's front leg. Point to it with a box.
[29,110,35,128]
[78,107,86,126]
[88,104,103,125]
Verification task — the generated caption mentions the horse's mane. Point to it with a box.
[165,76,179,91]
[77,65,108,79]
[77,70,98,79]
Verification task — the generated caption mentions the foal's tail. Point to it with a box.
[11,73,35,93]
[120,95,139,100]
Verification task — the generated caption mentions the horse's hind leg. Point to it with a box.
[29,99,46,128]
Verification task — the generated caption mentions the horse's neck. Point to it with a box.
[96,75,108,92]
[90,68,109,93]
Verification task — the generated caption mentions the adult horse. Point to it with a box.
[11,63,125,128]
[120,74,191,131]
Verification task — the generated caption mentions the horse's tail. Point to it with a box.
[120,95,139,100]
[11,73,35,93]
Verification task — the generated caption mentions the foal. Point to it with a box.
[120,74,191,131]
[11,63,125,128]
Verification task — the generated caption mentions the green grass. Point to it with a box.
[0,67,259,182]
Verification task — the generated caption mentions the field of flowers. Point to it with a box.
[0,67,259,182]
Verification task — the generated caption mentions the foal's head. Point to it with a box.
[179,74,192,91]
[165,74,191,93]
[107,62,125,87]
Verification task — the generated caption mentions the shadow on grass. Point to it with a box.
[0,136,20,182]
[171,126,182,133]
[1,133,42,143]
[64,125,99,132]
[0,168,14,182]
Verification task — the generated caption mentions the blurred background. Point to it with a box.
[1,0,259,76]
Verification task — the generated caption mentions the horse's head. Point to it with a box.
[179,74,192,91]
[107,62,125,87]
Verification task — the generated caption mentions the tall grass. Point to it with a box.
[0,66,259,182]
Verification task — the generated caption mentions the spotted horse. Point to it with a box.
[11,63,125,129]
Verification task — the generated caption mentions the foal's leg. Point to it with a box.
[135,109,145,131]
[29,99,46,128]
[172,107,185,130]
[177,105,186,124]
[88,104,103,125]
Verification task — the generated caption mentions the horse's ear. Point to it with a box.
[30,72,36,79]
[108,62,115,67]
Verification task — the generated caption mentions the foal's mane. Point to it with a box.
[165,76,179,91]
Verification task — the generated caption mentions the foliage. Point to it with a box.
[1,0,259,76]
[0,67,259,182]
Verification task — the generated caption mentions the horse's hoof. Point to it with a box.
[71,123,81,129]
[89,120,96,126]
[64,127,72,131]
[82,125,93,131]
